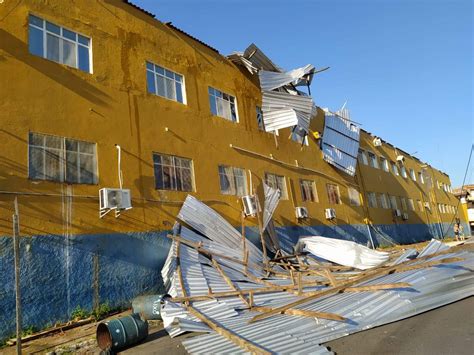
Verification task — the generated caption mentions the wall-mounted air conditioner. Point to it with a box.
[325,208,336,220]
[99,188,132,210]
[396,155,405,162]
[373,137,382,147]
[402,212,409,220]
[424,202,431,209]
[295,207,309,219]
[242,195,259,216]
[393,209,402,217]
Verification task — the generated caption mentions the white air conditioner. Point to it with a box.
[396,155,405,162]
[295,207,309,219]
[325,208,336,220]
[99,188,132,210]
[393,209,402,217]
[373,137,382,147]
[402,212,409,220]
[242,195,259,216]
[424,202,431,209]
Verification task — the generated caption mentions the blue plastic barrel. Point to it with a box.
[132,294,169,320]
[96,313,148,351]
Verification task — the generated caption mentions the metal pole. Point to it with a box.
[13,197,22,354]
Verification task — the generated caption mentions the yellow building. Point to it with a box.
[0,0,464,339]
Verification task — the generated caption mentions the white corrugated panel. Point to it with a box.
[259,64,315,91]
[322,114,360,176]
[262,183,280,232]
[262,91,313,132]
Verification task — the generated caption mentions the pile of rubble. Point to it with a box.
[158,195,474,354]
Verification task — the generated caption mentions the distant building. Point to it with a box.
[453,184,474,235]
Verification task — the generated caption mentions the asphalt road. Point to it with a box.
[324,296,474,355]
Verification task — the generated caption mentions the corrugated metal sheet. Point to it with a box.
[243,43,282,72]
[161,196,474,354]
[262,183,280,232]
[322,113,360,176]
[262,91,313,133]
[259,64,315,91]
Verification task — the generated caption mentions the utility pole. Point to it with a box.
[13,197,22,355]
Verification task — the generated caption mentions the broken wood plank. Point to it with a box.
[211,258,249,307]
[249,254,463,324]
[186,305,270,355]
[252,306,346,322]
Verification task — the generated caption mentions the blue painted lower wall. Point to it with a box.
[0,221,469,341]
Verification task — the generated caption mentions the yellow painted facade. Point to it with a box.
[0,0,463,241]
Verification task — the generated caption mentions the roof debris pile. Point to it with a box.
[229,44,321,140]
[159,195,474,354]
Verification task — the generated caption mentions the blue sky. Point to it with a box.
[133,0,473,186]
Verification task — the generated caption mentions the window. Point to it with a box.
[146,62,185,104]
[400,197,407,211]
[417,199,423,212]
[300,179,318,202]
[153,153,193,191]
[291,131,309,145]
[326,183,341,204]
[265,173,288,199]
[389,195,398,209]
[208,87,238,122]
[28,14,91,72]
[348,187,361,206]
[391,162,399,176]
[380,157,389,172]
[378,193,390,209]
[418,172,424,184]
[400,166,407,178]
[367,192,377,208]
[358,149,368,165]
[218,165,247,196]
[408,198,415,211]
[256,106,264,130]
[28,132,97,184]
[367,152,379,169]
[410,169,416,181]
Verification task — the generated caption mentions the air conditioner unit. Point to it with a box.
[295,207,309,219]
[325,208,336,220]
[424,202,431,209]
[241,195,259,216]
[99,188,132,210]
[393,209,402,217]
[402,212,409,220]
[373,137,382,147]
[396,155,405,162]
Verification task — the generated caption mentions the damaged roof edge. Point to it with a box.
[122,1,220,54]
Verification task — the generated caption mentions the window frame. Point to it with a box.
[146,61,186,104]
[400,165,408,178]
[326,183,341,205]
[208,86,239,122]
[379,193,390,209]
[300,179,318,202]
[265,172,288,200]
[391,162,399,176]
[348,187,361,206]
[28,132,98,185]
[380,157,389,172]
[409,168,416,181]
[28,13,92,73]
[152,152,194,192]
[367,151,379,169]
[358,149,369,165]
[367,192,378,208]
[217,165,248,197]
